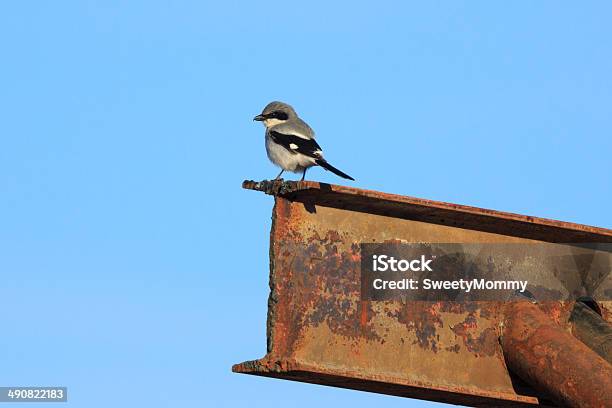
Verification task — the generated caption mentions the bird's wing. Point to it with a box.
[269,130,323,158]
[273,118,315,140]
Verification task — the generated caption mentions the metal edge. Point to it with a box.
[232,358,546,407]
[242,180,612,241]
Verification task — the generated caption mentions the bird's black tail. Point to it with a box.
[315,159,355,181]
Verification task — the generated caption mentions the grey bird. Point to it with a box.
[253,101,354,181]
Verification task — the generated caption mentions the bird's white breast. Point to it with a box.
[265,133,316,172]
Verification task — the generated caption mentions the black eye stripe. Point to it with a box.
[266,111,289,120]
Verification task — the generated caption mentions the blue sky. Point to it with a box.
[0,1,610,407]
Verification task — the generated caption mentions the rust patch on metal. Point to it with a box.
[450,313,498,357]
[269,215,382,356]
[389,302,444,352]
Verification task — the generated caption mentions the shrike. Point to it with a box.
[254,101,354,181]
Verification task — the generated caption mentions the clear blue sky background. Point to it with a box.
[1,2,611,407]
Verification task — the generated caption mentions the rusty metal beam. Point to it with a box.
[502,300,612,408]
[234,180,612,407]
[242,180,612,243]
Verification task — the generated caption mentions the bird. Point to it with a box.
[253,101,354,181]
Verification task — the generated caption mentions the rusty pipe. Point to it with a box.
[501,301,612,408]
[569,300,612,364]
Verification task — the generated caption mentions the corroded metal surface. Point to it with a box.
[234,180,612,406]
[569,301,612,364]
[502,301,612,407]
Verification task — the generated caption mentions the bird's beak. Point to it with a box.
[253,114,265,121]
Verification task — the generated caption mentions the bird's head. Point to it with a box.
[253,101,297,128]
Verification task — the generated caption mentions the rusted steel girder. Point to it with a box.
[502,300,612,408]
[234,180,612,407]
[240,180,612,244]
